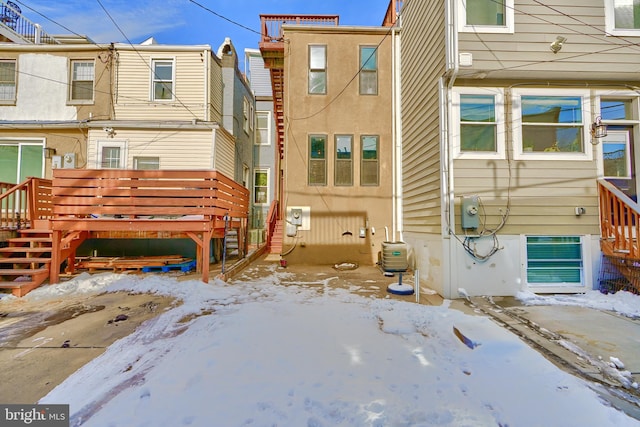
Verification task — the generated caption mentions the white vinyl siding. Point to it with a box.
[115,50,207,121]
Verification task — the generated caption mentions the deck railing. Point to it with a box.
[598,179,640,258]
[0,0,59,44]
[259,14,339,45]
[0,177,52,230]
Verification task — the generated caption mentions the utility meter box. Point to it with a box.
[290,208,303,226]
[461,195,479,229]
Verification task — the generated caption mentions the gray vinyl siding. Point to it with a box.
[114,50,208,121]
[453,158,600,235]
[458,0,640,81]
[247,52,272,98]
[213,128,234,178]
[401,0,446,234]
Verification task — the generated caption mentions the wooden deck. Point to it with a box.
[49,169,249,285]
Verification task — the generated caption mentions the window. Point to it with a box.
[309,134,327,185]
[256,111,271,145]
[309,45,327,94]
[359,46,377,95]
[513,89,591,161]
[97,141,126,169]
[361,135,379,186]
[134,157,159,170]
[600,98,634,120]
[254,169,269,204]
[0,60,16,104]
[602,132,632,179]
[70,60,94,102]
[335,135,353,186]
[526,236,584,286]
[606,0,640,35]
[243,98,250,134]
[151,59,174,101]
[453,88,505,159]
[458,0,514,33]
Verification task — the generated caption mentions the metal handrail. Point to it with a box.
[259,14,339,44]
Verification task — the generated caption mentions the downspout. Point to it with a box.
[443,0,459,299]
[204,49,210,122]
[392,23,403,243]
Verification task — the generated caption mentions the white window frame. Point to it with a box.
[69,59,95,103]
[253,168,270,205]
[458,0,514,34]
[520,235,590,291]
[133,156,160,170]
[96,140,127,169]
[150,58,175,102]
[0,59,17,105]
[605,0,640,36]
[243,98,250,134]
[255,111,272,145]
[452,87,505,159]
[512,88,592,161]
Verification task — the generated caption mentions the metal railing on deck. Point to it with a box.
[598,179,640,258]
[260,14,339,44]
[0,177,52,230]
[0,0,59,44]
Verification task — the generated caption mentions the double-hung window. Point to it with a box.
[361,135,379,186]
[309,135,327,185]
[453,88,505,159]
[151,59,174,101]
[134,157,159,170]
[335,135,353,186]
[256,111,271,145]
[359,46,377,95]
[513,89,591,160]
[458,0,514,33]
[70,60,94,102]
[309,45,327,95]
[605,0,640,35]
[0,59,16,104]
[97,141,126,169]
[254,169,269,204]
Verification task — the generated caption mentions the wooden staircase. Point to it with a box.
[0,227,52,296]
[598,179,640,294]
[269,220,284,255]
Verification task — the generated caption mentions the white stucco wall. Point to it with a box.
[2,54,78,121]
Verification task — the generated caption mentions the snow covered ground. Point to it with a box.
[3,264,640,426]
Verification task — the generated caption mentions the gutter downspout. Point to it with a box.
[392,23,403,243]
[443,0,459,299]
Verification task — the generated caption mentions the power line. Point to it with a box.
[187,0,261,36]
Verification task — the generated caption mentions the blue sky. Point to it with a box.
[17,1,392,62]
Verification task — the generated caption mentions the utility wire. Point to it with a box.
[187,0,262,36]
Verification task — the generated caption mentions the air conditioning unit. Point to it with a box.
[63,153,76,168]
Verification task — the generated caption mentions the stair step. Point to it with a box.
[0,247,51,254]
[0,268,49,276]
[0,279,48,297]
[8,237,52,243]
[0,257,51,264]
[17,229,52,235]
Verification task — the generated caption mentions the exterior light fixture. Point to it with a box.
[591,116,607,139]
[103,126,116,138]
[550,36,566,54]
[44,147,57,158]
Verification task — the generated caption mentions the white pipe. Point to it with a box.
[444,0,459,299]
[393,25,403,243]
